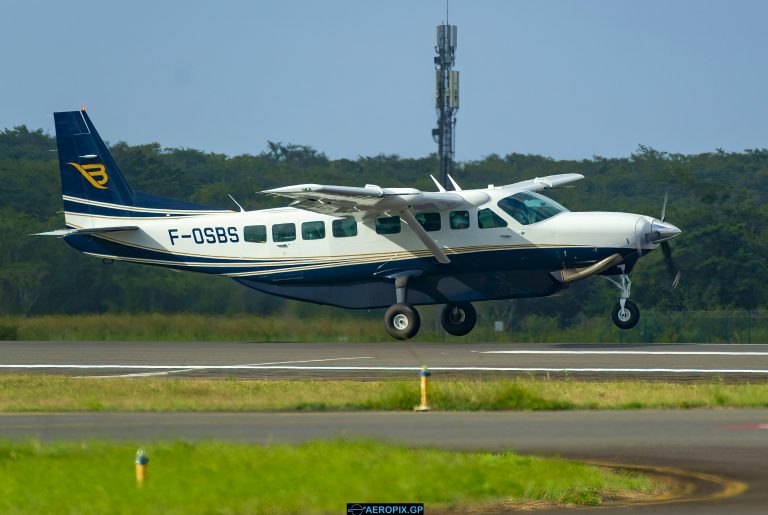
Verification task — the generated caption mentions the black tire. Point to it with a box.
[384,303,421,340]
[612,300,640,329]
[441,302,477,336]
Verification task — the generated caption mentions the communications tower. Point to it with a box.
[432,20,459,189]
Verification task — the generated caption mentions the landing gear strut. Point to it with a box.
[606,265,640,329]
[384,275,421,340]
[441,302,477,336]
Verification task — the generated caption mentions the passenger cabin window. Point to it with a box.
[272,223,296,242]
[301,221,325,240]
[478,208,508,229]
[375,216,401,234]
[415,212,441,232]
[244,225,267,243]
[332,218,358,238]
[497,191,568,225]
[449,210,470,230]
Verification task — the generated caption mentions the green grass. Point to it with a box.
[0,440,656,514]
[2,311,766,343]
[2,375,768,412]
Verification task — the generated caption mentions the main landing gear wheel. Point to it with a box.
[441,302,477,336]
[612,300,640,329]
[384,303,421,340]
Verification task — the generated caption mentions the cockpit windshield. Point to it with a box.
[497,191,568,225]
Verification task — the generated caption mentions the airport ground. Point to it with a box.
[2,341,768,380]
[2,341,768,513]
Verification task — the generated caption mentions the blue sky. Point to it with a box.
[2,0,767,160]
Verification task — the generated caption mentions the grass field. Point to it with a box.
[2,375,768,411]
[1,311,766,343]
[0,440,656,513]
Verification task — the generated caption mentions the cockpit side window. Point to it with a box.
[497,192,568,225]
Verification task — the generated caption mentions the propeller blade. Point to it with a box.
[661,241,681,289]
[660,191,668,222]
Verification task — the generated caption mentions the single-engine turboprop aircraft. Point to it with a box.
[40,109,682,340]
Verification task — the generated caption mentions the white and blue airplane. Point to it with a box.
[40,109,681,340]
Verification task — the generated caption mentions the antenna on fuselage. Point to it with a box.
[430,175,446,192]
[228,194,245,212]
[447,174,462,191]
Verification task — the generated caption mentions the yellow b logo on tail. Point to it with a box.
[68,162,109,189]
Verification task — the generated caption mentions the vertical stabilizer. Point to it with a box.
[53,109,231,229]
[54,109,134,225]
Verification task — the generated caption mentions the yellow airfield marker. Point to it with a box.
[414,366,432,412]
[135,449,149,486]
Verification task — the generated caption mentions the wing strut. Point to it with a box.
[399,209,451,264]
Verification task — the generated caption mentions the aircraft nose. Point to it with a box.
[649,220,681,243]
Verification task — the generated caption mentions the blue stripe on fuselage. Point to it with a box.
[63,233,641,283]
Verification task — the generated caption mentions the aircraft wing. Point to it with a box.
[263,183,466,264]
[262,184,465,219]
[502,173,584,192]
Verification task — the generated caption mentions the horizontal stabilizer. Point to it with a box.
[33,226,140,237]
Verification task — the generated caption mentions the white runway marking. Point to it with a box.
[479,350,768,356]
[3,365,768,374]
[81,356,375,378]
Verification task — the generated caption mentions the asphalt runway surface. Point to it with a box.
[3,341,768,512]
[0,409,766,513]
[2,341,768,380]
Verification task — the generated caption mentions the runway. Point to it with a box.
[1,409,766,513]
[2,341,768,380]
[3,341,768,512]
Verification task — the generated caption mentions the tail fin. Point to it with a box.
[54,109,229,228]
[54,109,134,214]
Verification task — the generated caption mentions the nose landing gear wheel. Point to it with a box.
[440,302,477,336]
[384,303,421,340]
[612,300,640,329]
